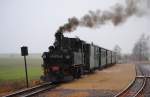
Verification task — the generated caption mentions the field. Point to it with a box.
[0,54,43,95]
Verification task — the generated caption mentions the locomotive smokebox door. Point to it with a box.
[21,46,28,56]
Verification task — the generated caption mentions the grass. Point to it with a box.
[0,54,44,94]
[0,55,43,82]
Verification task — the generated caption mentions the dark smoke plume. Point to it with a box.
[57,0,149,33]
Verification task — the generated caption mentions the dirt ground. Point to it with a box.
[42,64,136,97]
[0,80,41,96]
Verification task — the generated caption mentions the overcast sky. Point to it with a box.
[0,0,150,54]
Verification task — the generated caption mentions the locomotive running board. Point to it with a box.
[72,64,83,67]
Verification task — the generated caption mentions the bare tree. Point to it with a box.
[113,45,122,63]
[132,34,150,61]
[122,53,132,63]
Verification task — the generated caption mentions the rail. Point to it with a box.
[3,82,58,97]
[114,64,147,97]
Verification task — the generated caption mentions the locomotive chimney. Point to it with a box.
[54,28,64,49]
[55,32,63,41]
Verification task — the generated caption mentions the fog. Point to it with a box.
[0,0,150,54]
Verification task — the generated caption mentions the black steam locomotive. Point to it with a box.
[41,32,117,82]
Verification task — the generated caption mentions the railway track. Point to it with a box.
[3,82,58,97]
[114,64,150,97]
[136,64,150,97]
[141,77,150,97]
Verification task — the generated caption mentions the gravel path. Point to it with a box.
[39,64,135,97]
[39,89,117,97]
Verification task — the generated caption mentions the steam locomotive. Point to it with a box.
[41,32,117,82]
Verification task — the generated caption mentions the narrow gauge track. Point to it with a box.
[114,64,147,97]
[135,77,150,97]
[3,82,58,97]
[140,77,150,97]
[136,64,150,97]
